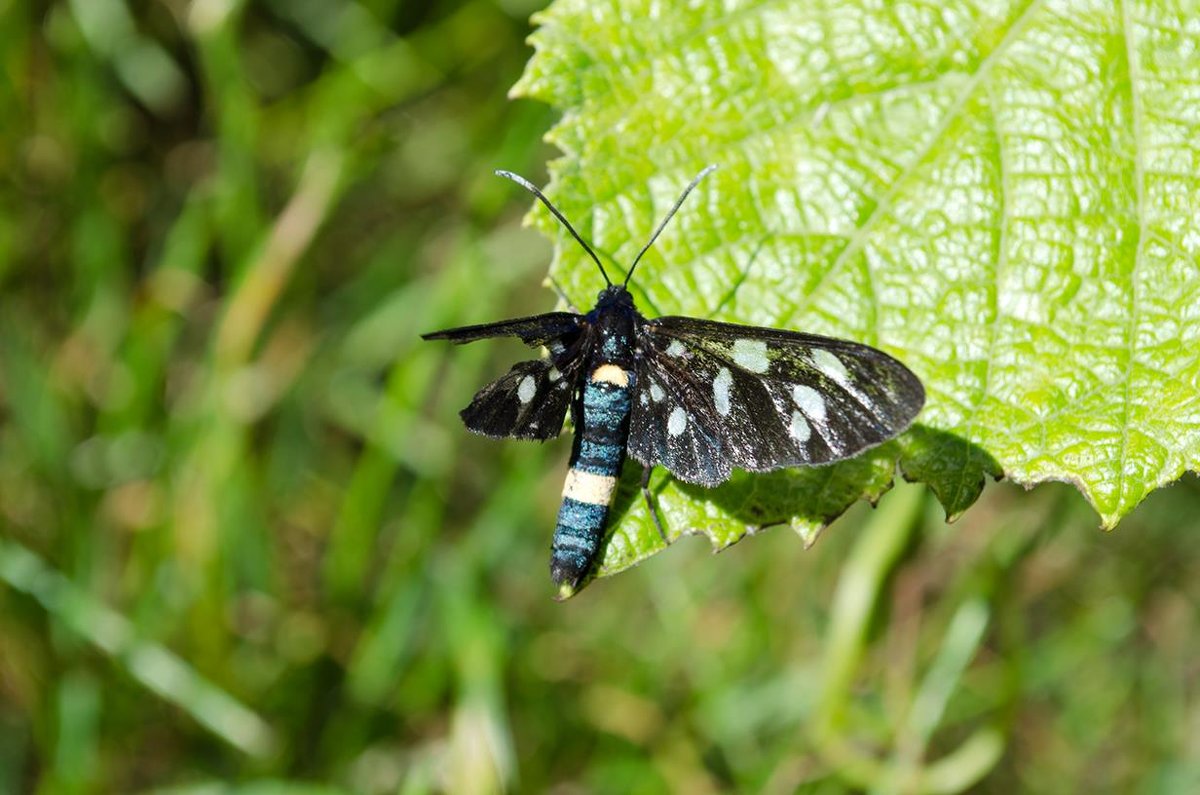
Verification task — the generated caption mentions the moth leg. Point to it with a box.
[546,275,582,314]
[640,465,669,544]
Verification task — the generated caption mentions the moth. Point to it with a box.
[423,166,924,598]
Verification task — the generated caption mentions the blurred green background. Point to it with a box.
[3,2,1200,793]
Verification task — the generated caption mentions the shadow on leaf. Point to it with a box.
[574,425,1001,595]
[897,424,1003,521]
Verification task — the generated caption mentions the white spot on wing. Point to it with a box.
[791,384,827,422]
[790,411,811,442]
[811,349,850,385]
[548,367,561,382]
[668,406,687,436]
[640,391,649,406]
[518,375,536,403]
[650,382,665,402]
[713,367,732,416]
[731,339,769,373]
[666,340,687,357]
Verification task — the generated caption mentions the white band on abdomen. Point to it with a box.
[561,469,617,506]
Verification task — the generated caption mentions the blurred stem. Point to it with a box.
[880,598,1002,795]
[902,599,990,751]
[442,565,515,795]
[814,480,924,743]
[215,150,344,369]
[51,670,100,794]
[812,482,1004,793]
[67,0,188,117]
[169,149,343,619]
[0,538,276,758]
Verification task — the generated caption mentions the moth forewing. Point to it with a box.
[627,318,924,483]
[420,311,583,348]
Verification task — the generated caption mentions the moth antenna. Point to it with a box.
[495,169,611,287]
[623,164,717,287]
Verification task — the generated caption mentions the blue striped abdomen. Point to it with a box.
[551,364,632,594]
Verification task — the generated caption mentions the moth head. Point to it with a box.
[595,283,634,310]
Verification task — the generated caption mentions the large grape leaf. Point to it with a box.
[509,0,1200,587]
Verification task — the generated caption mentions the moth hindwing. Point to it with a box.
[423,165,925,598]
[423,312,585,440]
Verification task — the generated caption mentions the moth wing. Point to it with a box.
[628,346,732,486]
[629,316,924,485]
[425,311,590,440]
[460,356,580,441]
[422,312,582,354]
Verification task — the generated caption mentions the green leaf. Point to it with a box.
[512,0,1200,584]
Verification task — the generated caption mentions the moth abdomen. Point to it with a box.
[575,439,623,472]
[550,496,610,589]
[550,366,633,596]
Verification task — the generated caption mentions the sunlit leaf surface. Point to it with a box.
[512,0,1200,579]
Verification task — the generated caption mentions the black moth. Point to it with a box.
[424,166,924,598]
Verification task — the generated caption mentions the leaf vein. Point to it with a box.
[776,0,1047,330]
[1115,0,1148,521]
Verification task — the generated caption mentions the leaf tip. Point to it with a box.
[792,521,823,549]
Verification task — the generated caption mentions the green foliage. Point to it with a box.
[513,0,1200,580]
[5,2,1200,794]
